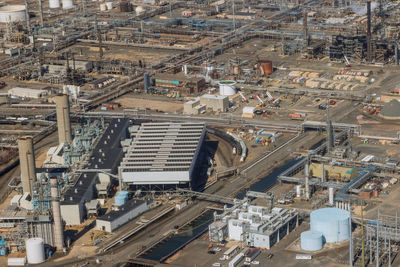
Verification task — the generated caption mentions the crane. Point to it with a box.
[256,95,265,107]
[272,97,281,107]
[344,55,351,67]
[239,91,248,103]
[266,91,274,102]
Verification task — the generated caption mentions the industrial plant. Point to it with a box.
[0,0,399,266]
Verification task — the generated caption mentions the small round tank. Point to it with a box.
[300,231,323,251]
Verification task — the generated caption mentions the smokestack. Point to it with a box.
[303,11,309,47]
[305,161,310,200]
[367,1,372,62]
[50,178,64,250]
[24,0,31,34]
[18,136,36,195]
[54,94,72,144]
[326,104,334,153]
[38,0,43,26]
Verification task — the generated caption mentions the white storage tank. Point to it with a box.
[26,238,45,264]
[218,80,237,96]
[310,208,350,243]
[105,2,113,9]
[300,231,323,251]
[0,5,26,23]
[49,0,61,9]
[62,0,74,9]
[135,5,145,15]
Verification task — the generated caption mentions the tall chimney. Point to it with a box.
[303,11,309,47]
[18,136,36,195]
[367,1,372,62]
[305,161,310,200]
[50,178,64,250]
[24,0,31,34]
[54,94,72,144]
[38,0,43,26]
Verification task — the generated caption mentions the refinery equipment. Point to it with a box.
[18,136,36,195]
[209,199,298,249]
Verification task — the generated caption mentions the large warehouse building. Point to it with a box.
[119,122,206,187]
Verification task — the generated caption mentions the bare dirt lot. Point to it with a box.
[115,96,183,113]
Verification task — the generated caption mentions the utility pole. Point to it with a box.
[95,19,103,60]
[232,0,236,32]
[376,209,379,267]
[349,201,353,267]
[361,204,365,267]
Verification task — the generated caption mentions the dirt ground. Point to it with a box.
[114,96,183,113]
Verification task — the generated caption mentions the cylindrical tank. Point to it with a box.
[218,80,236,96]
[0,5,26,23]
[257,60,273,75]
[135,5,144,15]
[310,208,350,243]
[300,231,323,251]
[119,1,131,12]
[61,0,74,9]
[296,185,301,198]
[18,136,36,195]
[105,2,112,9]
[26,238,45,264]
[54,94,72,144]
[49,0,61,9]
[328,187,334,205]
[99,3,106,11]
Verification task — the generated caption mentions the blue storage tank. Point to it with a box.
[114,191,129,206]
[310,208,350,243]
[300,231,323,251]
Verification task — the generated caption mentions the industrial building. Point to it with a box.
[153,74,206,95]
[119,122,205,187]
[8,88,48,99]
[60,118,130,225]
[200,94,229,112]
[184,94,229,114]
[96,199,150,232]
[209,201,298,249]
